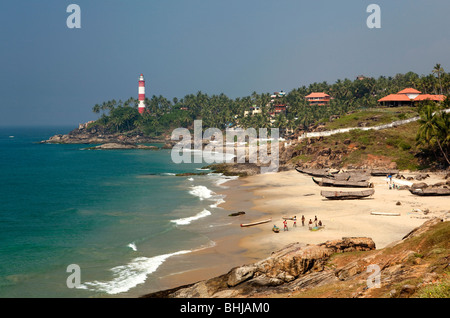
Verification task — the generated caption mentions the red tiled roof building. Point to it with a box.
[378,88,446,107]
[305,93,332,106]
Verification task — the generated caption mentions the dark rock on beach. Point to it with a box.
[228,211,246,217]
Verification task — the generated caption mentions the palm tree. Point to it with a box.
[432,64,444,95]
[92,104,100,114]
[417,105,450,165]
[435,110,450,165]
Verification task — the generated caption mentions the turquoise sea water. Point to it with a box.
[0,127,237,297]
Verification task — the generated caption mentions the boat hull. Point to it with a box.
[295,167,338,178]
[312,177,373,188]
[240,218,272,227]
[320,189,375,200]
[409,188,450,196]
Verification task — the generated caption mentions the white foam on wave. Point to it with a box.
[170,209,212,225]
[160,173,176,176]
[127,243,137,252]
[78,250,191,295]
[209,198,225,209]
[187,177,194,181]
[206,172,239,187]
[215,175,239,187]
[188,184,226,208]
[189,185,215,200]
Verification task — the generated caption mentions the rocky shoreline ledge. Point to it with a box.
[84,143,160,150]
[40,125,168,145]
[142,218,448,298]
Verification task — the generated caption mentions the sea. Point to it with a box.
[0,126,239,297]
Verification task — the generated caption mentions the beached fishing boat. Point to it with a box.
[295,167,339,177]
[282,216,295,220]
[320,189,375,200]
[409,188,450,196]
[370,169,399,176]
[332,173,371,182]
[240,218,272,227]
[312,177,373,188]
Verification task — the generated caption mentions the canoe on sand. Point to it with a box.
[409,188,450,196]
[295,167,339,178]
[370,169,399,176]
[312,177,373,188]
[240,218,272,227]
[320,189,375,200]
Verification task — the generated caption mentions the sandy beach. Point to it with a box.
[151,169,449,294]
[229,170,449,258]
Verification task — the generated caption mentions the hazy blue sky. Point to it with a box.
[1,0,450,126]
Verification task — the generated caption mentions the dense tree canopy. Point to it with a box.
[90,66,450,140]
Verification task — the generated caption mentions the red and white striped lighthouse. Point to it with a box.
[138,74,146,114]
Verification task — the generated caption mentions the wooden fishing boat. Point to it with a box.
[409,188,450,196]
[320,189,375,200]
[295,167,339,178]
[370,169,399,176]
[312,177,373,188]
[282,216,295,220]
[332,173,371,182]
[240,218,272,227]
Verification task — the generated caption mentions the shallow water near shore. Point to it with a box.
[0,127,243,297]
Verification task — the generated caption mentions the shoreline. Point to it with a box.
[143,177,265,295]
[140,168,449,297]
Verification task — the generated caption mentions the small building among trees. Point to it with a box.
[378,88,446,107]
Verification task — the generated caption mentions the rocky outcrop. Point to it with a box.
[143,218,449,298]
[86,143,159,150]
[41,125,165,145]
[142,237,376,298]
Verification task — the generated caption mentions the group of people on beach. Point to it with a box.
[278,215,323,232]
[386,174,401,190]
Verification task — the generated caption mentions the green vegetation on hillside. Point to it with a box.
[89,66,450,135]
[292,120,424,170]
[322,107,419,130]
[87,65,450,167]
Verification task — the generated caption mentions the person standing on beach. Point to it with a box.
[308,219,312,230]
[314,216,318,227]
[283,219,288,231]
[293,216,297,227]
[301,215,305,226]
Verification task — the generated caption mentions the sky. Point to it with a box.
[1,0,450,127]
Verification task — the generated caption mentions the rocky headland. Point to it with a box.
[41,125,168,145]
[143,218,449,298]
